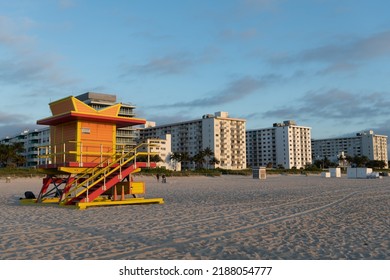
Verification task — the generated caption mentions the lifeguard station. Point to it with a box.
[22,96,163,209]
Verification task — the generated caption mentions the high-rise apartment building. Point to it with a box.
[0,128,50,167]
[312,130,388,167]
[140,112,246,170]
[246,120,312,169]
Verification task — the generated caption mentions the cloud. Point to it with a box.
[0,56,63,86]
[0,16,36,50]
[154,74,281,108]
[127,53,194,75]
[219,28,258,41]
[0,111,41,138]
[302,30,390,62]
[135,109,194,126]
[239,0,284,13]
[269,30,390,73]
[316,62,360,75]
[59,0,76,9]
[0,111,27,125]
[0,124,41,139]
[263,88,390,121]
[369,119,390,137]
[245,0,281,7]
[0,15,78,87]
[121,48,220,76]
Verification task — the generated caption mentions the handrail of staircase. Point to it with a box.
[62,143,157,201]
[66,151,155,202]
[60,146,137,201]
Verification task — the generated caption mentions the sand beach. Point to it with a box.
[0,174,389,260]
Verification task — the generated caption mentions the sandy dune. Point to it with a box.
[0,174,389,260]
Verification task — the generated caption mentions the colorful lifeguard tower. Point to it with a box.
[22,96,163,209]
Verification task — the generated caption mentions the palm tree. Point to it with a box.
[192,150,206,169]
[172,151,191,169]
[0,142,26,167]
[180,152,191,166]
[209,156,220,167]
[203,147,214,169]
[136,154,162,163]
[169,152,181,171]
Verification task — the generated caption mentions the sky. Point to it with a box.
[1,0,390,140]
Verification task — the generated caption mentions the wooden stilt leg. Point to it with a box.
[113,185,117,201]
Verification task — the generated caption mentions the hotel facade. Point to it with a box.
[0,128,51,167]
[246,120,312,169]
[139,112,247,170]
[312,130,388,168]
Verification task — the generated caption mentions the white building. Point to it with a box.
[0,128,50,167]
[137,134,181,171]
[312,130,388,168]
[246,120,312,169]
[140,112,247,170]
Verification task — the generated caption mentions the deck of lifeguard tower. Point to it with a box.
[20,95,164,209]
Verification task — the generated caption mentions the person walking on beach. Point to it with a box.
[162,174,166,183]
[156,173,160,182]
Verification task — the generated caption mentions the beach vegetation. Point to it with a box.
[171,148,220,170]
[170,151,191,168]
[365,160,386,169]
[209,156,220,167]
[191,147,220,169]
[313,156,338,169]
[138,167,223,177]
[136,154,163,163]
[192,150,207,169]
[0,143,26,168]
[345,155,369,167]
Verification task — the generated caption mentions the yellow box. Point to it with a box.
[113,181,145,195]
[130,182,145,195]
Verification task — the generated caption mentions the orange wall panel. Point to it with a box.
[78,121,116,164]
[50,98,75,115]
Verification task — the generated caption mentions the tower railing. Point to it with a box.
[59,142,158,203]
[37,140,116,167]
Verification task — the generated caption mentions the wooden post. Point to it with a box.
[113,185,117,201]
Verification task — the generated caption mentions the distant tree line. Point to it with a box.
[311,155,387,169]
[170,147,220,169]
[136,154,163,163]
[1,141,388,171]
[0,143,26,167]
